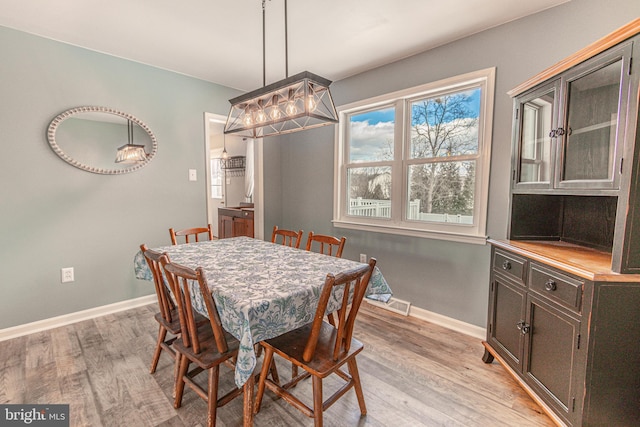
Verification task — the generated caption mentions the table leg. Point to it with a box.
[243,373,255,426]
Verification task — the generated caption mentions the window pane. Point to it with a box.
[407,161,475,224]
[349,107,395,163]
[211,158,223,198]
[347,166,392,218]
[410,88,480,159]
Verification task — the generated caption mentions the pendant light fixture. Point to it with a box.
[224,0,338,138]
[115,119,147,164]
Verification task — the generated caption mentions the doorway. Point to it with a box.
[204,113,263,239]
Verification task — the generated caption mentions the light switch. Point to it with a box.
[189,169,197,181]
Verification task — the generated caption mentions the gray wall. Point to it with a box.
[2,0,638,331]
[0,26,239,328]
[263,0,640,327]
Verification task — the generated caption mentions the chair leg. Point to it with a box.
[243,372,255,426]
[174,353,190,409]
[254,346,274,414]
[207,365,219,427]
[172,352,180,399]
[348,358,367,415]
[312,375,323,427]
[150,324,167,373]
[291,364,298,380]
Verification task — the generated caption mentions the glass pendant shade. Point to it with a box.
[224,71,338,138]
[115,120,147,164]
[115,143,147,164]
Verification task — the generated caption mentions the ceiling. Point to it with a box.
[0,0,569,91]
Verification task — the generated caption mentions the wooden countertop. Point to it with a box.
[488,239,640,282]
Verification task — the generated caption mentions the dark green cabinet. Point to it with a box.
[485,244,640,427]
[485,19,640,427]
[487,248,584,426]
[512,39,633,193]
[508,22,640,274]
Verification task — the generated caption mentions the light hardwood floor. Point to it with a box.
[0,303,553,426]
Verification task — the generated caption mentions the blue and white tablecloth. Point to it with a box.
[134,236,392,387]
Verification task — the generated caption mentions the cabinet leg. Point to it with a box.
[482,348,494,364]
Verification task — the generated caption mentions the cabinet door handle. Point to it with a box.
[549,129,557,138]
[502,260,512,270]
[556,127,565,136]
[516,321,531,335]
[544,279,557,291]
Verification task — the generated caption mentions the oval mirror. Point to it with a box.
[47,106,158,174]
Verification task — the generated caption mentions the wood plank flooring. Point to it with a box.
[0,303,554,426]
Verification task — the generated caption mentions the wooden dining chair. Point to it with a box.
[254,258,377,427]
[271,225,303,249]
[140,244,182,375]
[305,232,346,258]
[169,224,214,245]
[302,231,348,375]
[161,257,246,427]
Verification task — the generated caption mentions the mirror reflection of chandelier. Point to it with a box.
[224,0,338,139]
[115,119,147,164]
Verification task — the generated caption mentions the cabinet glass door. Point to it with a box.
[515,82,557,188]
[559,42,631,189]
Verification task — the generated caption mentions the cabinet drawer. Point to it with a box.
[493,250,527,284]
[529,264,583,312]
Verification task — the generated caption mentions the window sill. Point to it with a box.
[332,219,488,245]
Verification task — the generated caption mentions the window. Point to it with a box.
[210,157,223,199]
[334,68,495,244]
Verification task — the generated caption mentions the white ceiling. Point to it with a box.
[0,0,569,91]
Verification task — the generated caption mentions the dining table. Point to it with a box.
[133,236,393,390]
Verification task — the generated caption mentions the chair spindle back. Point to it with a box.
[161,259,229,355]
[303,258,376,362]
[140,244,175,323]
[305,232,346,258]
[271,226,304,249]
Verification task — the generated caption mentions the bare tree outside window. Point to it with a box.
[409,89,480,222]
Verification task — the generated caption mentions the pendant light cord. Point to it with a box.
[262,0,289,85]
[128,120,133,145]
[284,0,288,78]
[262,0,266,87]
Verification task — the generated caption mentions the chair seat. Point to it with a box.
[173,325,240,370]
[155,308,208,336]
[264,321,364,378]
[154,309,182,335]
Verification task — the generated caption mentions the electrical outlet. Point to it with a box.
[359,253,367,263]
[61,267,74,283]
[188,169,197,181]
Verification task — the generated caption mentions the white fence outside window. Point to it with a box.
[349,198,472,224]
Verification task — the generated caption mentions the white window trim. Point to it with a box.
[333,67,495,245]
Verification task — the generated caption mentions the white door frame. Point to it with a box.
[204,113,264,240]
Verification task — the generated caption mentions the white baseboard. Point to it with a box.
[2,294,487,342]
[0,295,156,342]
[408,305,486,340]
